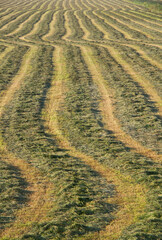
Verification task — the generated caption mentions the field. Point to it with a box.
[0,0,161,239]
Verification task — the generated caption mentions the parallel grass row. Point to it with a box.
[106,11,162,40]
[0,45,28,93]
[8,11,43,39]
[0,11,35,37]
[86,10,125,40]
[0,45,117,239]
[45,10,66,41]
[0,158,27,230]
[75,10,104,40]
[64,10,84,40]
[57,44,161,240]
[0,0,161,239]
[115,44,162,98]
[89,44,162,154]
[26,10,54,41]
[95,11,150,40]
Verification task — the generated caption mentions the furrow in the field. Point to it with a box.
[87,0,103,10]
[91,44,162,154]
[93,0,115,10]
[0,11,36,37]
[39,0,51,11]
[0,8,13,20]
[75,10,104,40]
[50,0,58,9]
[76,0,87,10]
[9,0,36,12]
[63,0,70,10]
[0,44,14,65]
[114,44,162,102]
[90,0,107,10]
[96,11,153,40]
[57,44,161,239]
[14,0,37,10]
[82,44,162,158]
[0,153,54,239]
[0,0,18,8]
[72,10,92,40]
[0,45,29,96]
[129,44,162,70]
[137,9,162,20]
[0,157,28,231]
[47,0,55,10]
[0,44,122,240]
[0,45,54,238]
[84,10,109,39]
[100,0,125,10]
[107,11,162,39]
[65,0,71,10]
[0,46,37,116]
[62,10,84,40]
[43,10,66,41]
[43,45,147,240]
[8,11,43,39]
[139,44,162,66]
[81,0,94,10]
[62,10,72,40]
[69,0,78,10]
[0,9,18,22]
[75,0,84,10]
[111,0,135,10]
[93,0,109,10]
[80,0,92,10]
[30,0,47,10]
[120,10,162,28]
[120,0,144,10]
[92,11,132,40]
[21,11,50,41]
[55,0,64,10]
[0,43,7,55]
[0,10,26,30]
[42,10,58,40]
[26,10,54,41]
[106,1,127,10]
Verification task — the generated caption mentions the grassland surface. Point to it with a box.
[0,0,161,239]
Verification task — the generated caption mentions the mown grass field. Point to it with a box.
[0,0,161,239]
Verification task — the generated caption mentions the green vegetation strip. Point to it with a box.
[76,10,104,40]
[65,10,84,40]
[0,11,35,37]
[56,44,161,239]
[86,10,125,40]
[95,10,150,40]
[27,10,54,41]
[46,10,66,41]
[115,44,162,97]
[0,158,28,230]
[0,45,117,239]
[126,0,162,13]
[106,11,162,39]
[8,11,44,39]
[0,45,28,93]
[91,45,162,153]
